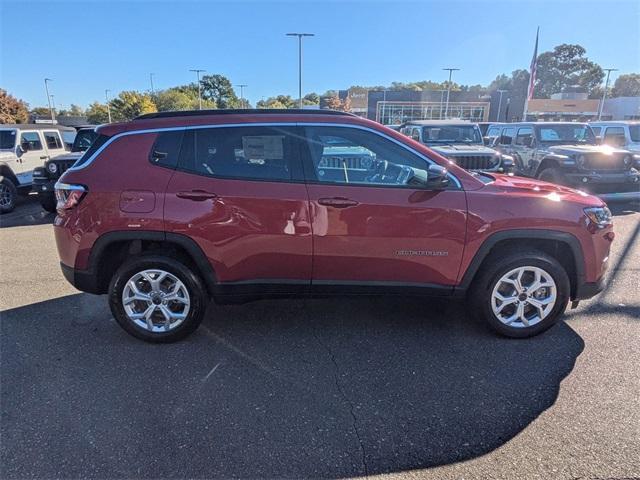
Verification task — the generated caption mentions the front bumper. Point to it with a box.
[565,170,640,199]
[31,170,56,194]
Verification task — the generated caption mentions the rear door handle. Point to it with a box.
[318,197,359,208]
[176,190,218,201]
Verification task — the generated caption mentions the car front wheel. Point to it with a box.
[470,250,570,338]
[0,176,17,214]
[108,255,208,343]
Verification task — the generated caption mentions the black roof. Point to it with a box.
[135,108,355,121]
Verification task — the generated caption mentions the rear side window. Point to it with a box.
[178,126,300,181]
[73,134,110,168]
[43,131,63,149]
[149,130,184,168]
[20,132,43,150]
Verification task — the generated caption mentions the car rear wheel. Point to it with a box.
[39,193,57,213]
[108,255,208,343]
[0,176,17,214]
[470,250,570,338]
[538,167,566,186]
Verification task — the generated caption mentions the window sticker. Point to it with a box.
[242,136,284,161]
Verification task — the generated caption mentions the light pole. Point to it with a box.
[438,89,446,119]
[105,89,112,123]
[235,84,248,108]
[49,95,56,117]
[381,88,387,124]
[496,89,507,122]
[598,68,617,120]
[286,33,314,108]
[150,73,155,95]
[44,78,55,123]
[442,68,460,119]
[189,69,205,110]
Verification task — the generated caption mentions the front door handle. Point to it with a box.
[176,190,218,201]
[40,155,49,160]
[318,197,359,208]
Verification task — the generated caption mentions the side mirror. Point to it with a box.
[522,136,533,147]
[18,143,27,154]
[408,165,449,189]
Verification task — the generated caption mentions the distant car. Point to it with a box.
[400,120,514,173]
[488,122,639,201]
[32,127,98,212]
[590,121,640,158]
[0,124,74,213]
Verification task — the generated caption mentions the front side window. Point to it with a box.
[515,127,534,146]
[487,127,501,138]
[603,127,626,146]
[0,130,16,150]
[410,128,420,141]
[536,125,596,145]
[20,132,43,151]
[303,126,433,187]
[500,128,516,145]
[629,125,640,142]
[43,131,63,149]
[590,126,602,136]
[421,125,482,144]
[178,126,299,181]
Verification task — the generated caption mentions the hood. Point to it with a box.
[429,144,497,155]
[50,152,83,162]
[484,173,604,207]
[547,144,628,155]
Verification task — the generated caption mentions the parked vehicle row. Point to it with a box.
[53,109,613,343]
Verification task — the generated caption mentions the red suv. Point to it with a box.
[54,110,614,342]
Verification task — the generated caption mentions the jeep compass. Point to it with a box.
[54,110,613,342]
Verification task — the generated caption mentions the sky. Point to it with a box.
[1,0,639,110]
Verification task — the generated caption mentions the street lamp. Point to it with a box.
[49,95,56,117]
[44,78,55,123]
[438,89,447,119]
[598,68,617,120]
[189,69,205,110]
[235,84,248,108]
[286,33,314,108]
[442,68,460,119]
[150,73,155,95]
[496,89,508,122]
[105,89,112,123]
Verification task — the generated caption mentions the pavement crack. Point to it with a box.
[313,330,369,476]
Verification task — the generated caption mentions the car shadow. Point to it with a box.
[1,293,584,478]
[0,194,54,228]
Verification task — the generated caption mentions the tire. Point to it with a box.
[538,167,566,186]
[39,193,57,213]
[108,255,208,343]
[469,250,570,338]
[0,176,17,214]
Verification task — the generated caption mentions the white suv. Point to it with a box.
[590,121,640,153]
[0,124,74,213]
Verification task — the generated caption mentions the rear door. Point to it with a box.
[301,125,467,292]
[43,130,67,158]
[164,125,312,293]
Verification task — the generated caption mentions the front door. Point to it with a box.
[163,125,312,294]
[301,125,467,293]
[16,131,47,185]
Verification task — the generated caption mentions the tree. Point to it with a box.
[325,96,351,112]
[257,95,297,109]
[0,89,29,123]
[611,73,640,97]
[155,86,214,111]
[109,91,157,121]
[488,69,530,93]
[200,74,239,109]
[534,44,604,98]
[85,102,110,124]
[30,106,51,116]
[68,104,84,116]
[303,92,320,106]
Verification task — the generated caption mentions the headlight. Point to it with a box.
[501,154,514,166]
[47,162,58,174]
[584,207,612,228]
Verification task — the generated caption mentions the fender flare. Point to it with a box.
[0,162,19,185]
[457,229,585,292]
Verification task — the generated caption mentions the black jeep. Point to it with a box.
[32,127,98,212]
[487,122,640,200]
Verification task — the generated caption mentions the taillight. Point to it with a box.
[55,182,87,213]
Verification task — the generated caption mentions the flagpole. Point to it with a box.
[523,27,539,121]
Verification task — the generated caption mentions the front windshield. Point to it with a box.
[0,130,17,150]
[536,124,596,145]
[422,125,482,144]
[629,125,640,142]
[72,129,98,152]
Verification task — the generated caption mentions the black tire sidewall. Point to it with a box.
[473,252,570,338]
[538,167,565,185]
[108,255,207,343]
[0,177,17,214]
[39,193,57,213]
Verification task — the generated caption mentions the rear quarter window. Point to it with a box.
[72,134,110,168]
[149,130,184,169]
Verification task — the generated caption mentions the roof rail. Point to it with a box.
[135,108,356,121]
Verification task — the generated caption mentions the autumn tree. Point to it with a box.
[109,91,157,121]
[257,95,297,109]
[0,89,29,124]
[155,86,215,111]
[325,96,351,112]
[30,106,51,117]
[611,73,640,97]
[85,102,111,124]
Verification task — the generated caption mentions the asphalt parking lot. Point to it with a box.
[1,194,638,480]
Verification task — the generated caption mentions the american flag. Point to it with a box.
[527,27,540,101]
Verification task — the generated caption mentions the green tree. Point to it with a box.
[30,106,51,116]
[488,69,530,93]
[155,86,214,111]
[110,91,157,121]
[200,74,239,109]
[0,89,29,123]
[257,95,297,109]
[303,92,320,105]
[534,44,604,98]
[68,104,85,116]
[611,73,640,97]
[85,102,110,124]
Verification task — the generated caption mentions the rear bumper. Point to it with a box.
[573,276,606,300]
[60,262,101,294]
